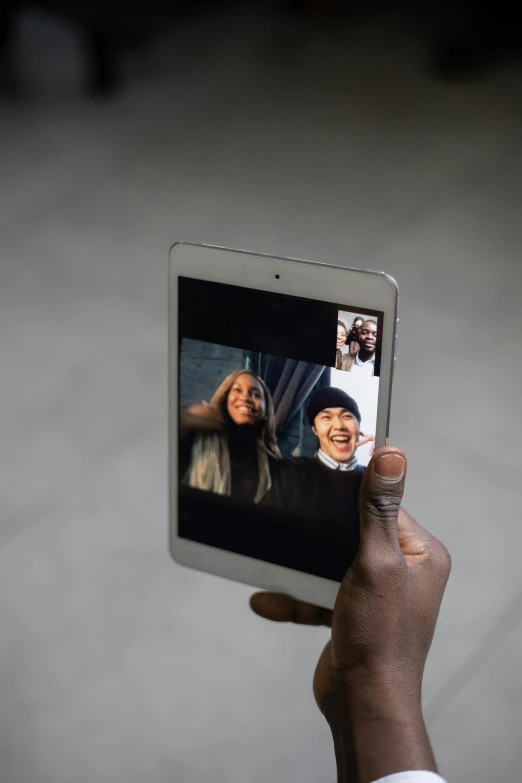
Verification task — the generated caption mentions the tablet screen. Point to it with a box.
[177,276,384,582]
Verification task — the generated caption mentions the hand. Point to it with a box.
[251,446,450,708]
[250,447,451,781]
[181,402,224,433]
[355,434,375,450]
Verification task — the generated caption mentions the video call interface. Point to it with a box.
[177,276,384,583]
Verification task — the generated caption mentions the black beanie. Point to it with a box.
[306,387,361,426]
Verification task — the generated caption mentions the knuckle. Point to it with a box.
[365,491,401,519]
[429,537,452,574]
[438,543,452,576]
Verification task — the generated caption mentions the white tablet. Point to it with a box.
[169,243,398,610]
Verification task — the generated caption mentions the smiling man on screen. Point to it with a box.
[309,387,363,473]
[274,388,366,562]
[341,319,377,375]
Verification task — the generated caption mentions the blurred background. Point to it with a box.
[1,1,522,781]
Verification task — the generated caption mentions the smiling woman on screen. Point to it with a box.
[180,371,281,504]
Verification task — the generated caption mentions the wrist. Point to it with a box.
[332,666,422,715]
[325,672,436,783]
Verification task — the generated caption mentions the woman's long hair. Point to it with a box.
[185,370,281,503]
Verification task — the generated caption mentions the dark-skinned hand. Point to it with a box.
[250,446,451,717]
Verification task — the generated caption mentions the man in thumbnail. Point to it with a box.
[347,316,363,355]
[341,319,377,375]
[273,388,365,548]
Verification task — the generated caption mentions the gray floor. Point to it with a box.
[1,7,522,783]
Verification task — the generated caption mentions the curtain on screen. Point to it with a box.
[247,353,330,457]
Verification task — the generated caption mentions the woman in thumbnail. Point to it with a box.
[180,370,281,504]
[335,320,348,369]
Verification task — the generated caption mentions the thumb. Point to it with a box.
[358,446,407,558]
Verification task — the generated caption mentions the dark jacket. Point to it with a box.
[340,351,357,371]
[270,457,364,521]
[264,456,365,567]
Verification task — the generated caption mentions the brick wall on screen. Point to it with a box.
[179,339,248,409]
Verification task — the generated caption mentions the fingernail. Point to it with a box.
[373,453,405,481]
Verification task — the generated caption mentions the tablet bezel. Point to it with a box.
[169,242,398,609]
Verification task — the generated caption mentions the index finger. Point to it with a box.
[250,592,332,627]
